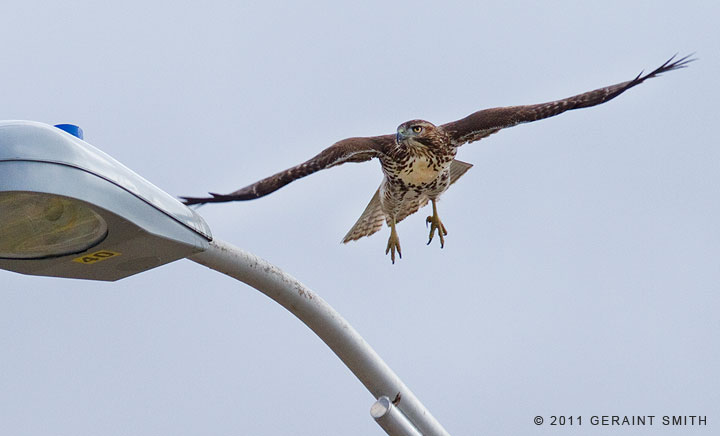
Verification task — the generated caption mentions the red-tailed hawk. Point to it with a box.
[182,55,693,263]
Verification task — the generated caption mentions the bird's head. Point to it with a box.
[396,120,445,148]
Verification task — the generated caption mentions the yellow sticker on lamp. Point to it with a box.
[72,250,121,265]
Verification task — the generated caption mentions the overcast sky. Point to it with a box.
[1,1,718,435]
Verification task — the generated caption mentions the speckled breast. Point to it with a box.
[397,155,444,186]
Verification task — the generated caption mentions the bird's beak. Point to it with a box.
[396,131,405,142]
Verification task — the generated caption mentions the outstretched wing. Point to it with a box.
[442,54,694,147]
[181,135,395,205]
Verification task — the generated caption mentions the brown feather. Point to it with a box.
[441,54,694,146]
[342,188,385,243]
[181,135,394,205]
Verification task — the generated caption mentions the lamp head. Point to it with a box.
[0,121,212,281]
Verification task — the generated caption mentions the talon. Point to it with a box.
[426,199,448,248]
[385,219,402,264]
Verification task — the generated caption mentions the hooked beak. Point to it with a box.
[396,130,405,142]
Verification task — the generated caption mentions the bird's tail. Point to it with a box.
[342,187,386,243]
[447,158,473,186]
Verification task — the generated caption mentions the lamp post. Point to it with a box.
[0,120,450,436]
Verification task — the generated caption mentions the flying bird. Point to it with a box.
[181,54,693,263]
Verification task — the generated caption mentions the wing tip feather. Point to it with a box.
[632,53,696,86]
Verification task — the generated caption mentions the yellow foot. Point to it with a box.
[385,222,402,264]
[426,199,448,248]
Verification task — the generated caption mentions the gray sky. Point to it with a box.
[1,1,718,435]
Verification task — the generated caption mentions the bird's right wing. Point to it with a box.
[181,134,395,205]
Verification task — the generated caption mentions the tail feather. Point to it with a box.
[342,188,385,243]
[448,159,473,185]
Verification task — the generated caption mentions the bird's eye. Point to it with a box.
[412,126,423,133]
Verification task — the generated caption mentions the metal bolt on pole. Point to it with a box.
[189,239,450,436]
[372,396,423,436]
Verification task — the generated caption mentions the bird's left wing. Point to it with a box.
[180,134,394,205]
[441,54,694,147]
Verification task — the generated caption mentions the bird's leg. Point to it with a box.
[385,218,402,264]
[426,199,448,248]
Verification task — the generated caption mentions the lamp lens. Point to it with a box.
[0,192,108,259]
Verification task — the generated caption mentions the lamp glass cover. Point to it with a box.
[0,192,108,259]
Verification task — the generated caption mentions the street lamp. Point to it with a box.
[0,120,450,436]
[0,120,211,280]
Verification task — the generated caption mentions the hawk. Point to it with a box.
[182,54,692,263]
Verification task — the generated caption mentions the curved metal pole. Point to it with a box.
[189,239,450,436]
